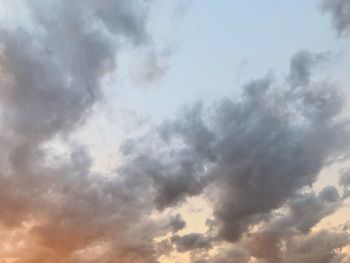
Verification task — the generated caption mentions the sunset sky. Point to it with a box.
[0,0,350,262]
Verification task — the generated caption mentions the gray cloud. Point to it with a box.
[339,169,350,198]
[193,228,350,263]
[123,49,350,247]
[339,169,350,187]
[195,247,250,263]
[321,0,350,37]
[284,230,350,263]
[0,1,167,262]
[287,186,341,233]
[241,186,343,262]
[118,46,350,262]
[171,233,213,252]
[111,48,350,263]
[243,229,350,263]
[193,198,349,263]
[0,0,151,142]
[287,50,330,88]
[1,1,350,261]
[169,213,186,233]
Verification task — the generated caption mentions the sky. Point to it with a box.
[0,0,350,262]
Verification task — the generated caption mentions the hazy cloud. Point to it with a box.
[287,50,330,88]
[322,0,350,36]
[130,48,170,86]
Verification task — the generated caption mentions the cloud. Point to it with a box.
[243,229,350,263]
[1,1,350,261]
[116,48,350,262]
[287,186,341,233]
[171,233,212,252]
[195,247,250,263]
[206,74,348,242]
[0,1,167,262]
[169,214,187,233]
[287,50,330,88]
[193,190,349,263]
[240,186,343,262]
[321,0,350,37]
[130,48,171,86]
[283,230,350,263]
[123,49,350,244]
[339,169,350,198]
[0,0,152,142]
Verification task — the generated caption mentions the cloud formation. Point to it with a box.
[119,49,350,261]
[0,1,350,262]
[124,50,350,241]
[0,1,166,262]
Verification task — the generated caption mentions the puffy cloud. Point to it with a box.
[340,170,350,187]
[287,186,341,233]
[117,48,350,261]
[1,1,350,261]
[0,1,166,262]
[124,50,350,244]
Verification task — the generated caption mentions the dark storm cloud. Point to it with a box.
[322,0,350,36]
